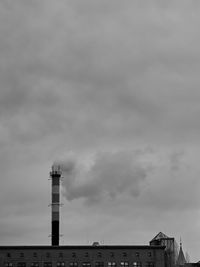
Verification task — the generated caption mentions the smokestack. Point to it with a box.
[50,165,62,246]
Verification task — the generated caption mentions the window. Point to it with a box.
[7,253,11,258]
[123,253,127,257]
[108,262,116,267]
[133,263,142,267]
[31,263,39,267]
[97,252,102,258]
[17,263,26,267]
[57,262,65,267]
[145,263,154,267]
[44,263,52,267]
[82,262,91,267]
[72,252,76,258]
[33,252,37,258]
[70,263,78,267]
[147,252,152,257]
[121,262,129,267]
[95,262,104,267]
[5,263,13,267]
[59,252,63,258]
[46,253,51,258]
[20,253,24,258]
[135,252,139,257]
[85,252,89,257]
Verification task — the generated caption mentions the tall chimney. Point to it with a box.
[50,165,62,246]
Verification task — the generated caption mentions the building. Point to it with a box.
[0,244,166,267]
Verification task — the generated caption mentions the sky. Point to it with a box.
[0,0,200,262]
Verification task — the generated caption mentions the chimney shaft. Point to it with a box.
[50,165,62,246]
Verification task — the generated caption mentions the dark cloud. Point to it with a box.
[57,148,200,211]
[58,151,152,204]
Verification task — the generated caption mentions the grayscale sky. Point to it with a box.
[0,0,200,261]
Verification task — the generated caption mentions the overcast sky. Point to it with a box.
[1,0,200,262]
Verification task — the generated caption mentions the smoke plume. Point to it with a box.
[55,150,152,205]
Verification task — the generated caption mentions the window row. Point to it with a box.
[133,263,154,267]
[4,262,155,267]
[6,252,152,258]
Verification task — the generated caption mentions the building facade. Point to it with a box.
[0,245,165,267]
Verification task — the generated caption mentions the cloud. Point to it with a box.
[55,148,200,213]
[169,150,185,172]
[1,0,200,151]
[139,148,200,213]
[57,150,153,205]
[0,0,200,260]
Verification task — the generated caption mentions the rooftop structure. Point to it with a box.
[150,232,178,267]
[176,240,186,266]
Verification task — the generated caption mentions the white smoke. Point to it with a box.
[55,150,153,205]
